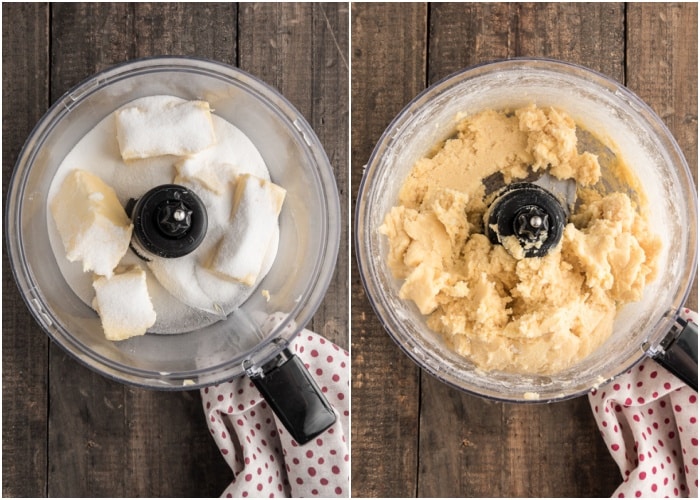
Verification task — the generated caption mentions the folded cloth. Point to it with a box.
[589,309,698,498]
[201,313,349,498]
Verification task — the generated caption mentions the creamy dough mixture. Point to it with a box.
[380,105,661,375]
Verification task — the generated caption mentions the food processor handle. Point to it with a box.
[651,317,697,392]
[248,348,337,445]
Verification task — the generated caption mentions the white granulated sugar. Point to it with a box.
[50,169,133,279]
[92,266,157,341]
[195,227,279,305]
[146,253,223,315]
[115,97,216,160]
[174,156,228,195]
[209,174,286,285]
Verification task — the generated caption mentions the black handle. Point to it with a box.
[248,348,337,445]
[651,317,698,392]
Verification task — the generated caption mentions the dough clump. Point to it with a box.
[380,105,660,375]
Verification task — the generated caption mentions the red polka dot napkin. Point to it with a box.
[589,309,698,498]
[201,313,349,498]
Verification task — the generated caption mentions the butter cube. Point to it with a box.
[115,97,216,160]
[92,266,157,341]
[50,169,133,278]
[209,174,286,285]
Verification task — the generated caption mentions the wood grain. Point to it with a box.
[308,2,350,348]
[350,3,427,497]
[427,2,624,82]
[4,3,347,497]
[2,3,50,497]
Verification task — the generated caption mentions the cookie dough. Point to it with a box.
[380,105,661,375]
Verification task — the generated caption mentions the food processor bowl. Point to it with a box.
[6,57,341,395]
[356,58,697,402]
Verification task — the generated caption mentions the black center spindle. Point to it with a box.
[126,184,208,259]
[485,182,567,258]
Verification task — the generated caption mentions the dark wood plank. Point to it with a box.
[238,3,313,107]
[308,2,350,349]
[50,2,238,93]
[419,380,617,497]
[511,2,625,77]
[428,2,625,83]
[419,3,627,497]
[626,2,698,311]
[2,5,51,497]
[428,1,513,79]
[48,350,231,497]
[350,2,427,497]
[131,2,237,64]
[237,3,349,350]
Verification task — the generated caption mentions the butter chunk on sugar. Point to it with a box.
[115,97,216,160]
[209,174,286,286]
[50,169,133,279]
[92,266,157,341]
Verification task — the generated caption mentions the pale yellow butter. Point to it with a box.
[209,174,286,285]
[174,156,227,194]
[50,169,132,278]
[92,265,156,341]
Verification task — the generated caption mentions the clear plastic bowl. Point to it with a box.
[355,58,697,402]
[6,56,340,389]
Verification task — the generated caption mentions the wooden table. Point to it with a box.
[351,3,697,497]
[2,3,348,497]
